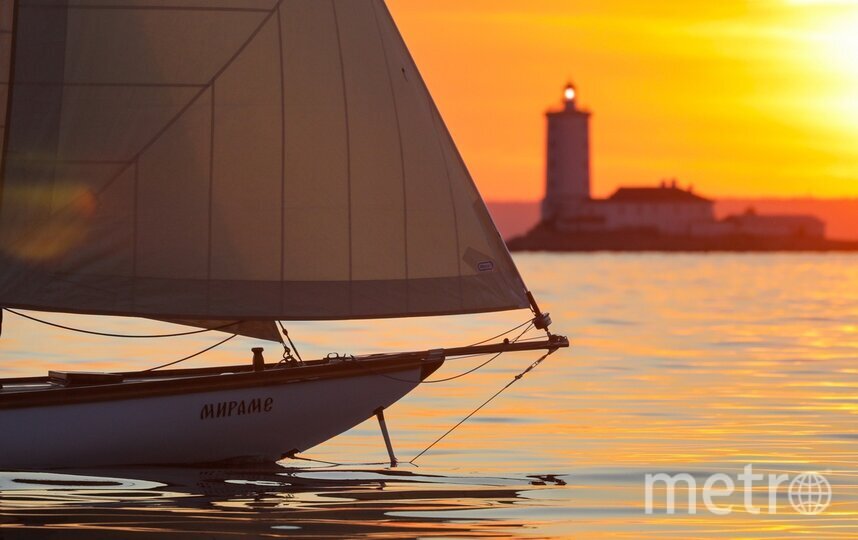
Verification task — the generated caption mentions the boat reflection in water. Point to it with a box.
[0,464,566,538]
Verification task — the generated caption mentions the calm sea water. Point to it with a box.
[1,253,857,538]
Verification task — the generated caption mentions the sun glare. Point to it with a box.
[819,19,858,80]
[786,0,858,78]
[801,8,858,130]
[787,0,858,4]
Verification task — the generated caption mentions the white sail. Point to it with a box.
[0,0,528,321]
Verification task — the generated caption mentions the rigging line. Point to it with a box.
[4,308,242,338]
[410,347,558,465]
[423,322,532,383]
[277,321,303,362]
[421,352,504,384]
[373,322,535,385]
[465,319,534,347]
[143,334,237,372]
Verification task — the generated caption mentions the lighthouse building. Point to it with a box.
[540,84,823,239]
[542,84,591,224]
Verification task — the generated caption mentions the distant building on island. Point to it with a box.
[538,83,825,241]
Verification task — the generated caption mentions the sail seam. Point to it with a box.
[371,0,409,312]
[206,84,215,314]
[331,0,353,317]
[276,4,286,314]
[45,1,70,281]
[131,161,139,305]
[20,4,271,13]
[376,2,464,309]
[3,159,128,164]
[432,113,464,308]
[11,82,207,88]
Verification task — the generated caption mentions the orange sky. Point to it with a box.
[387,0,858,201]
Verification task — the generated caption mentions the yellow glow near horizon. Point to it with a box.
[387,0,858,200]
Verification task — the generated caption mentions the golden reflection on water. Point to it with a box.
[1,254,857,537]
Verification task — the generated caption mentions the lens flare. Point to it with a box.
[1,185,98,262]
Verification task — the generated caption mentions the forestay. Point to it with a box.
[0,0,529,322]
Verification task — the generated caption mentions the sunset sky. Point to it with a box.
[387,0,858,201]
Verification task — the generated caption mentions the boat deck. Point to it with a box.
[0,336,566,409]
[0,357,350,395]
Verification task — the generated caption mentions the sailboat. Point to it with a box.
[0,0,567,469]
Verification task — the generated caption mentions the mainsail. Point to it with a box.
[0,0,529,324]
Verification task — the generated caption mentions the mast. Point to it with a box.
[0,0,16,207]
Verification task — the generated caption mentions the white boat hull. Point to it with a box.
[0,336,567,470]
[0,363,429,469]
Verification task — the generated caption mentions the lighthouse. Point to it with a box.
[541,82,591,224]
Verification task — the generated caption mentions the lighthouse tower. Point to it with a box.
[542,83,591,224]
